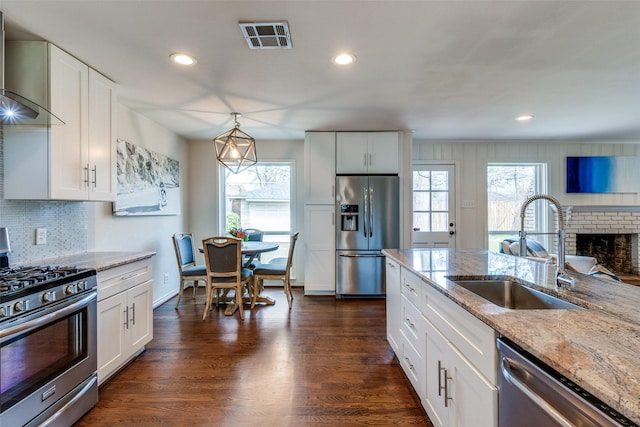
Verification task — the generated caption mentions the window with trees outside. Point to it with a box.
[221,163,292,263]
[487,163,548,252]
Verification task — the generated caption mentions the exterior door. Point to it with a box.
[412,164,456,248]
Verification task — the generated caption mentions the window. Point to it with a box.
[487,163,547,252]
[220,163,292,263]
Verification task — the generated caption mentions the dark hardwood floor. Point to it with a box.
[77,287,432,426]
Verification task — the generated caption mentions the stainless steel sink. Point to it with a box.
[448,278,583,310]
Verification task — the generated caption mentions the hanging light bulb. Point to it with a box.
[213,112,257,174]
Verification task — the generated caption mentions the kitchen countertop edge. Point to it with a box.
[24,251,157,271]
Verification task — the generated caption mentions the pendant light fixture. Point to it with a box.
[214,112,257,174]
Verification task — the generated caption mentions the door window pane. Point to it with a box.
[413,192,430,211]
[431,171,448,190]
[431,213,449,232]
[431,192,448,211]
[413,213,431,232]
[413,171,431,190]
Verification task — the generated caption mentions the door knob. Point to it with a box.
[449,231,455,235]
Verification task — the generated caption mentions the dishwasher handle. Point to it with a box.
[501,357,574,427]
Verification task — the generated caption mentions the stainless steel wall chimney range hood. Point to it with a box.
[0,11,63,125]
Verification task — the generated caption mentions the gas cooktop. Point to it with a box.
[0,265,97,319]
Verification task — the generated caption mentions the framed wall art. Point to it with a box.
[566,156,639,194]
[113,139,181,216]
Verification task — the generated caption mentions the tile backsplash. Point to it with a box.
[1,128,88,265]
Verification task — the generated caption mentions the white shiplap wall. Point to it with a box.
[413,140,640,249]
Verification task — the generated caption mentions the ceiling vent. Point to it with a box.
[239,22,292,49]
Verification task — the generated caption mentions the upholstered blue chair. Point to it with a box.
[172,233,207,308]
[252,232,299,309]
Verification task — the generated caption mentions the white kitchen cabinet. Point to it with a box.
[424,318,497,427]
[304,132,336,204]
[336,132,399,174]
[388,265,498,427]
[4,41,116,201]
[303,205,336,294]
[385,258,401,354]
[97,259,153,385]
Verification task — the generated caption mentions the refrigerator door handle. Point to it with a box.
[369,187,374,237]
[363,186,369,238]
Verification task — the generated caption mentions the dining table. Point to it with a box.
[200,240,280,315]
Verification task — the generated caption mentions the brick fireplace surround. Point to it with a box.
[564,207,640,276]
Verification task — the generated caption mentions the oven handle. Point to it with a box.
[0,291,96,339]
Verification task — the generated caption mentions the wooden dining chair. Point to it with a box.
[252,232,299,309]
[202,236,253,320]
[172,233,207,308]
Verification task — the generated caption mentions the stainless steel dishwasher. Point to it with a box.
[497,338,638,427]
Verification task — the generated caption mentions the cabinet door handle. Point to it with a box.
[123,305,130,329]
[131,303,136,326]
[438,360,445,396]
[405,317,415,329]
[83,164,90,186]
[91,165,97,188]
[404,356,414,371]
[369,153,373,166]
[444,368,452,407]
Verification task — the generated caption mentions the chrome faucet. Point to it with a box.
[519,194,574,287]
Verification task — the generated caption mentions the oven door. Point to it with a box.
[0,291,97,427]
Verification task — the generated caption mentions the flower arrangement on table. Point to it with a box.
[229,227,249,241]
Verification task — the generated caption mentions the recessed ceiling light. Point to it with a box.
[170,53,197,66]
[516,114,534,121]
[333,53,356,65]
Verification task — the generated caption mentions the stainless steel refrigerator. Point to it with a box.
[335,175,399,297]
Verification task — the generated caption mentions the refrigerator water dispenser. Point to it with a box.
[340,204,359,231]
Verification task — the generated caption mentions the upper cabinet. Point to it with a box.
[4,42,116,201]
[336,131,399,174]
[304,132,336,204]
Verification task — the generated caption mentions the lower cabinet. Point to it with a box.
[385,260,498,427]
[97,259,153,385]
[424,318,497,427]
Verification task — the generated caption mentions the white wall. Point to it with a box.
[413,140,640,249]
[88,105,188,306]
[187,138,305,281]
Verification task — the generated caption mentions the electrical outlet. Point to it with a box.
[36,228,47,245]
[164,273,169,284]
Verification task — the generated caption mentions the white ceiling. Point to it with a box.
[2,0,640,142]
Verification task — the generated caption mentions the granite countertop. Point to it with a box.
[382,248,640,425]
[25,251,156,271]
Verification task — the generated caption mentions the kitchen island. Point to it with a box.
[383,248,640,425]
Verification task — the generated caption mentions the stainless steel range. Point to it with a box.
[0,265,98,427]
